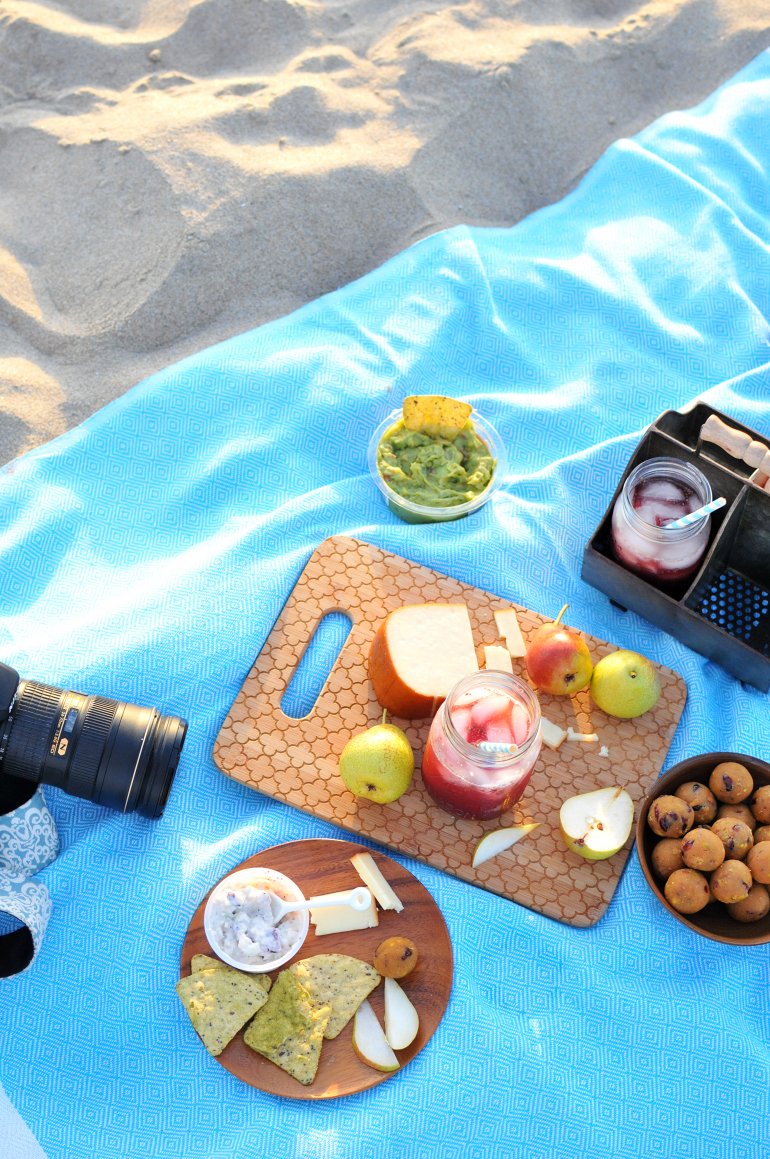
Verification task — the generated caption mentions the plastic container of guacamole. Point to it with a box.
[368,407,506,523]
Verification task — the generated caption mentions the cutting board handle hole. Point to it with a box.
[280,610,353,719]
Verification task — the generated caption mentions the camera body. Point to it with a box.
[0,662,187,819]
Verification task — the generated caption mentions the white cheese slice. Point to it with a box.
[350,852,404,913]
[310,894,379,935]
[494,608,527,657]
[483,644,514,673]
[541,717,567,750]
[566,727,599,744]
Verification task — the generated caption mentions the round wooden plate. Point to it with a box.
[180,837,454,1099]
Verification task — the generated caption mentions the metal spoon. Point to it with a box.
[267,885,371,924]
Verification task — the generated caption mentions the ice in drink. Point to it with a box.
[611,457,712,585]
[421,672,542,820]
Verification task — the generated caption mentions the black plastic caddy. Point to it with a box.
[582,402,770,692]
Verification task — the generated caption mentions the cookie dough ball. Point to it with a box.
[681,827,725,872]
[649,839,686,880]
[648,796,694,839]
[675,781,718,825]
[753,825,770,845]
[373,936,419,979]
[711,818,754,861]
[651,838,685,880]
[717,803,757,831]
[710,859,752,904]
[750,785,770,824]
[728,883,770,923]
[664,868,710,914]
[709,762,754,804]
[746,842,770,885]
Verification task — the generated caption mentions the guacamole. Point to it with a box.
[376,419,496,508]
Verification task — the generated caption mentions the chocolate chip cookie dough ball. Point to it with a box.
[753,825,770,845]
[651,838,685,880]
[711,818,754,861]
[675,781,718,825]
[710,860,752,904]
[746,842,770,885]
[728,883,770,923]
[664,868,710,914]
[709,762,754,804]
[716,803,757,831]
[751,785,770,824]
[681,828,725,872]
[648,796,694,839]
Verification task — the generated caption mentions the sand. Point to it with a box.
[1,1,769,466]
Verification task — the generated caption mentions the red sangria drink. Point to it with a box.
[610,457,713,586]
[421,672,542,820]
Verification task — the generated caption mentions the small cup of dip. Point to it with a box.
[368,406,506,524]
[203,867,309,973]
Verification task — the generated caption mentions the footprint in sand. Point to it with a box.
[0,127,183,343]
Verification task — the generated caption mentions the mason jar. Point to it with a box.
[611,457,712,586]
[421,671,542,820]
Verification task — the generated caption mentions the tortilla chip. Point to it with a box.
[191,954,272,995]
[402,394,472,440]
[191,953,229,973]
[288,954,380,1040]
[175,967,272,1057]
[243,971,331,1086]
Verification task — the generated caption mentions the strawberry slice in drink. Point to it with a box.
[466,723,488,745]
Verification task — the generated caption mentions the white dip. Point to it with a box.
[208,878,305,966]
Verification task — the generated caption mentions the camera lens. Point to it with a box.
[1,679,187,819]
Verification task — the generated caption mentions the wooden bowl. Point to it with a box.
[636,751,770,945]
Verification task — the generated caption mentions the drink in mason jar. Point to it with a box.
[421,672,542,820]
[610,457,712,586]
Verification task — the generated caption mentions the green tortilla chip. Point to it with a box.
[288,954,380,1040]
[175,967,271,1057]
[243,971,331,1086]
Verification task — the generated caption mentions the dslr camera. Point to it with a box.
[0,662,187,819]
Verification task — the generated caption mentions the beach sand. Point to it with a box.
[1,1,768,466]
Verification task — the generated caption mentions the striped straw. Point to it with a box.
[664,495,726,530]
[478,741,520,754]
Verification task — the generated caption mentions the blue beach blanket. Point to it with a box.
[2,49,770,1159]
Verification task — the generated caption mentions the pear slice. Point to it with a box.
[383,977,419,1051]
[352,1000,400,1073]
[471,824,540,868]
[559,786,634,860]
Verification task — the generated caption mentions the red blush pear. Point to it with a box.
[525,604,593,696]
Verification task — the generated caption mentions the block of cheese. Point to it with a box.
[368,603,479,719]
[351,852,404,912]
[541,717,567,750]
[494,608,527,658]
[310,892,379,935]
[483,644,514,674]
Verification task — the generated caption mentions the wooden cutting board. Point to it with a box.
[214,536,688,927]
